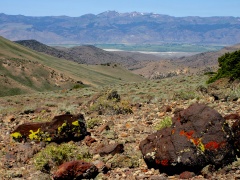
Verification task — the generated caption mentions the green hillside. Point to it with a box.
[0,36,145,96]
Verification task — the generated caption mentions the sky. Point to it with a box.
[1,0,240,17]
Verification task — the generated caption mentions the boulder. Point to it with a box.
[139,103,236,175]
[11,114,87,143]
[53,160,98,180]
[94,143,124,156]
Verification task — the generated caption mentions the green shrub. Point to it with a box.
[174,90,198,100]
[207,50,240,83]
[89,90,132,115]
[86,118,102,129]
[33,143,92,172]
[154,116,172,130]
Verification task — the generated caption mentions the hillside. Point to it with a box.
[0,36,145,96]
[1,12,240,44]
[0,74,239,179]
[15,40,159,69]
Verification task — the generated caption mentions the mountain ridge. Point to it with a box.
[1,11,240,44]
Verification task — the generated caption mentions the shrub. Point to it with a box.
[33,143,92,172]
[87,118,102,129]
[89,90,132,115]
[154,116,172,130]
[207,50,240,83]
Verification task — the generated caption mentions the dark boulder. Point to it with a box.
[11,114,87,143]
[139,103,236,175]
[53,160,98,180]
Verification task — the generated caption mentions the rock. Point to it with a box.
[53,160,98,180]
[179,171,195,179]
[224,113,240,120]
[139,103,236,175]
[97,124,110,133]
[95,143,124,156]
[10,114,87,143]
[232,120,240,155]
[93,160,109,173]
[84,135,97,146]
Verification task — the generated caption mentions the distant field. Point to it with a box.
[49,43,224,53]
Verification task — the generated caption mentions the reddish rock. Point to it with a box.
[11,114,87,143]
[95,143,124,156]
[180,171,195,179]
[224,113,240,120]
[84,135,97,146]
[97,124,110,133]
[139,103,236,175]
[53,160,98,180]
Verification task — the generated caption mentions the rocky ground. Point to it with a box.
[0,75,239,179]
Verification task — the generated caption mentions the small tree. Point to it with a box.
[207,50,240,83]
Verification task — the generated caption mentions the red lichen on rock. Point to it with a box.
[180,130,194,140]
[161,159,169,166]
[155,159,168,166]
[192,138,201,146]
[204,141,226,150]
[155,159,161,164]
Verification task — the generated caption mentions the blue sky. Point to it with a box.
[1,0,240,17]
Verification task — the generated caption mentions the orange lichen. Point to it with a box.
[204,141,226,150]
[155,159,161,164]
[179,130,194,140]
[192,138,201,146]
[161,159,169,166]
[155,159,169,166]
[171,129,175,134]
[180,130,205,151]
[180,130,185,135]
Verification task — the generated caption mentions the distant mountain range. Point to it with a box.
[1,11,240,45]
